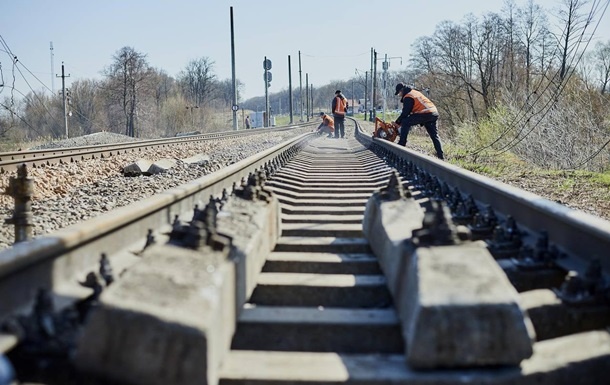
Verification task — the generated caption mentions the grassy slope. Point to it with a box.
[407,129,610,220]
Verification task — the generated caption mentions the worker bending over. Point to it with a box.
[394,82,444,159]
[317,112,334,137]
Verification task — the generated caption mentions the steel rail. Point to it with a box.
[353,119,610,274]
[0,123,311,173]
[0,132,315,327]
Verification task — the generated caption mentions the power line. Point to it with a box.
[301,52,369,59]
[572,136,610,169]
[468,9,571,155]
[0,39,18,109]
[0,101,45,137]
[0,35,99,136]
[469,0,610,157]
[17,60,54,94]
[13,63,64,129]
[493,0,610,156]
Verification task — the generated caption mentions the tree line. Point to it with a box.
[2,0,610,172]
[245,0,610,171]
[402,0,610,171]
[0,46,242,142]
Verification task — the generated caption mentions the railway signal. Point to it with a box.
[264,57,272,127]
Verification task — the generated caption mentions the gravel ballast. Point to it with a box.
[0,129,311,250]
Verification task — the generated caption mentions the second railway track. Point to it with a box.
[0,125,304,174]
[1,119,609,384]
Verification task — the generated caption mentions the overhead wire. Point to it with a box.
[13,61,64,129]
[0,61,4,90]
[0,34,101,135]
[0,43,19,109]
[492,0,610,156]
[466,0,609,157]
[467,8,572,155]
[1,34,105,133]
[0,101,44,136]
[301,52,370,59]
[0,35,62,134]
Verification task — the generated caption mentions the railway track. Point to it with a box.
[0,125,303,174]
[0,119,609,384]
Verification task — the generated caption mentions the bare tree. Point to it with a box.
[150,69,176,111]
[555,0,594,82]
[104,46,152,137]
[178,57,217,107]
[502,0,518,89]
[516,0,548,92]
[70,79,101,136]
[591,40,610,94]
[215,78,244,108]
[21,92,63,138]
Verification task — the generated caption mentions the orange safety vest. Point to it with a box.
[321,114,335,130]
[333,96,347,116]
[403,89,438,114]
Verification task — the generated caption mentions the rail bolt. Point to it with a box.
[4,164,34,243]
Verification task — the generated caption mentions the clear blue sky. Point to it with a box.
[1,0,609,101]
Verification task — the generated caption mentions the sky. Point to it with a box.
[1,0,610,102]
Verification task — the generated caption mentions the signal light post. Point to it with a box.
[263,57,272,127]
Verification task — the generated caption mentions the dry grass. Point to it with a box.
[359,120,610,222]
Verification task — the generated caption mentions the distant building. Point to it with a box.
[347,99,361,115]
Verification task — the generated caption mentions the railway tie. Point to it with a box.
[219,135,610,384]
[221,136,405,383]
[3,126,610,384]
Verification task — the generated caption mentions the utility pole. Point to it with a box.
[380,53,402,121]
[370,47,374,121]
[305,73,309,122]
[298,50,303,122]
[351,80,354,115]
[364,71,368,120]
[310,84,313,118]
[50,42,54,94]
[288,55,293,124]
[56,62,70,138]
[230,6,238,130]
[372,51,377,122]
[383,53,388,121]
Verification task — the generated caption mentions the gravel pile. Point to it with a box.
[29,132,139,150]
[0,129,311,250]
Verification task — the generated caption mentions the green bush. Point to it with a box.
[454,105,515,152]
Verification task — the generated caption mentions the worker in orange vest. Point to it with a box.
[394,82,444,159]
[316,112,335,137]
[332,90,348,138]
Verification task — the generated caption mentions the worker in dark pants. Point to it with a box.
[394,82,444,159]
[332,90,348,138]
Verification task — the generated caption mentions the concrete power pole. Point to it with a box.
[230,6,238,130]
[310,84,313,118]
[56,62,70,138]
[305,73,309,122]
[298,50,303,122]
[373,51,377,122]
[370,47,374,121]
[288,55,293,124]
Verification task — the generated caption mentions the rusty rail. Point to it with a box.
[0,123,311,173]
[354,119,610,275]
